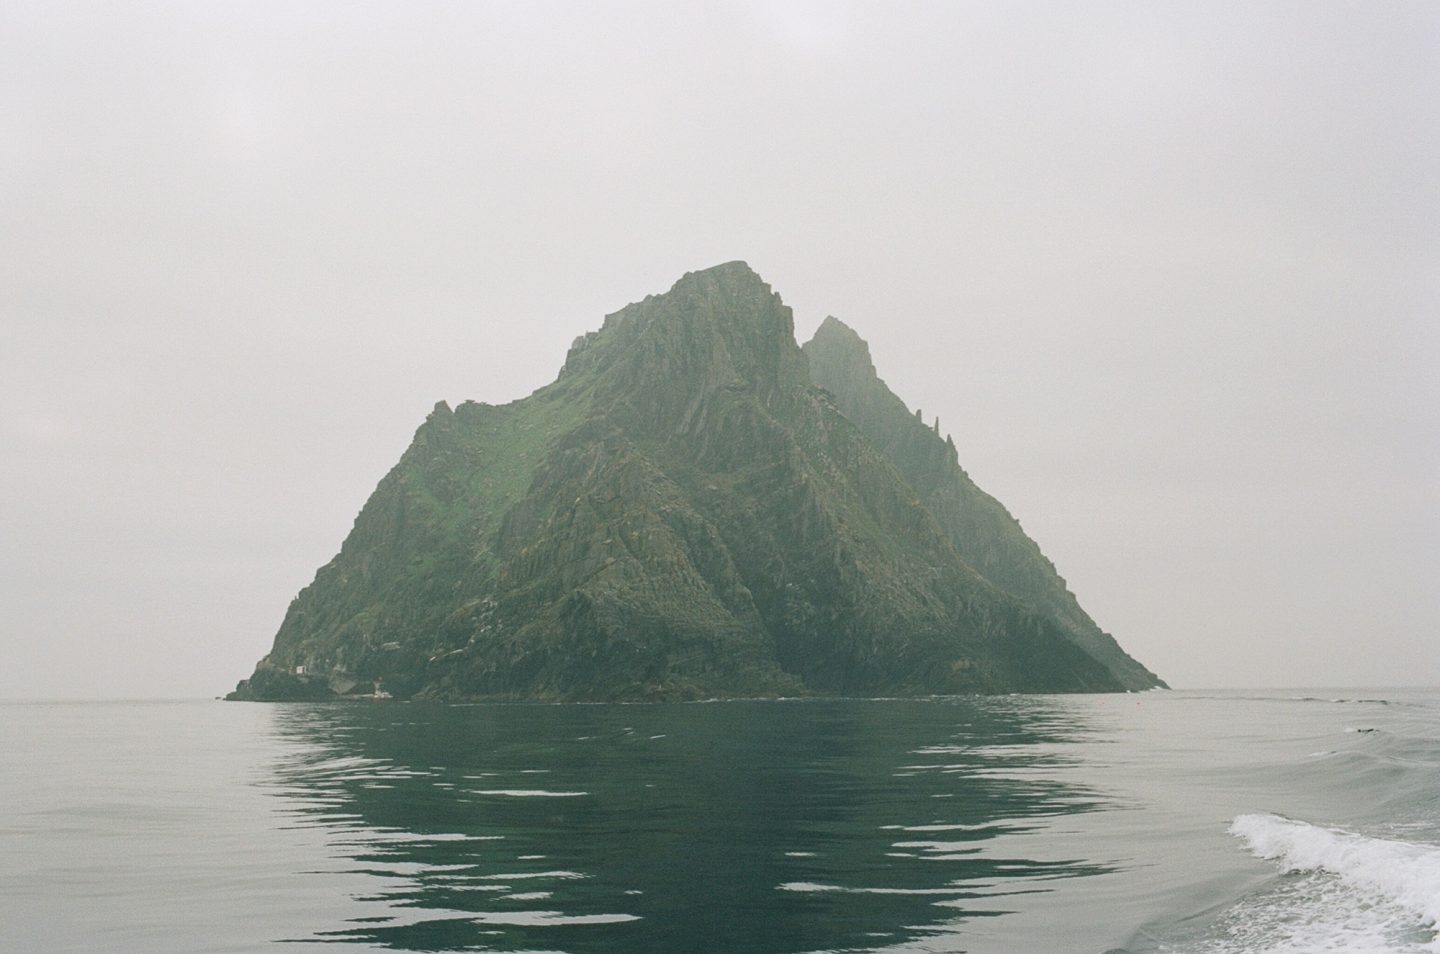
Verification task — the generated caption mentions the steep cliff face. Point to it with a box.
[229,263,1162,701]
[802,316,1164,691]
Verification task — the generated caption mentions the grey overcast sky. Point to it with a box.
[2,1,1436,699]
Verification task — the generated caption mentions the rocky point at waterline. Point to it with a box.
[228,262,1163,702]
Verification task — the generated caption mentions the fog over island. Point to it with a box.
[2,2,1435,699]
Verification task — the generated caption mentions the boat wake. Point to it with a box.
[1190,813,1440,953]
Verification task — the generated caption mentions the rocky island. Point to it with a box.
[229,262,1163,702]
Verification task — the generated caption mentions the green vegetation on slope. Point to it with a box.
[802,315,1164,690]
[230,262,1161,702]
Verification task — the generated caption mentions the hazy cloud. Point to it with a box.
[2,1,1436,696]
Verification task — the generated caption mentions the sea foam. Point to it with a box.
[1229,813,1440,951]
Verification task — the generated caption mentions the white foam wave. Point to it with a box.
[1232,814,1440,926]
[1228,813,1440,951]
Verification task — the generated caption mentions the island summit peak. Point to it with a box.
[228,263,1163,702]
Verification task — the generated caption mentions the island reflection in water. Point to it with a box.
[262,697,1116,953]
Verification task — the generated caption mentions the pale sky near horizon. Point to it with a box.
[2,1,1436,698]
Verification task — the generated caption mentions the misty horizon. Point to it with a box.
[2,2,1436,698]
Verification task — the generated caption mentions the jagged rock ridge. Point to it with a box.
[229,262,1162,701]
[802,316,1163,691]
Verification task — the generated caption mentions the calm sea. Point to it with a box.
[3,690,1438,953]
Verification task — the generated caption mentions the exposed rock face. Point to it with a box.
[228,262,1162,702]
[803,316,1164,691]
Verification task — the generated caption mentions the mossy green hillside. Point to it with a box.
[230,263,1161,701]
[803,315,1164,691]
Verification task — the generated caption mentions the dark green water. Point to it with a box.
[6,691,1439,952]
[268,698,1111,952]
